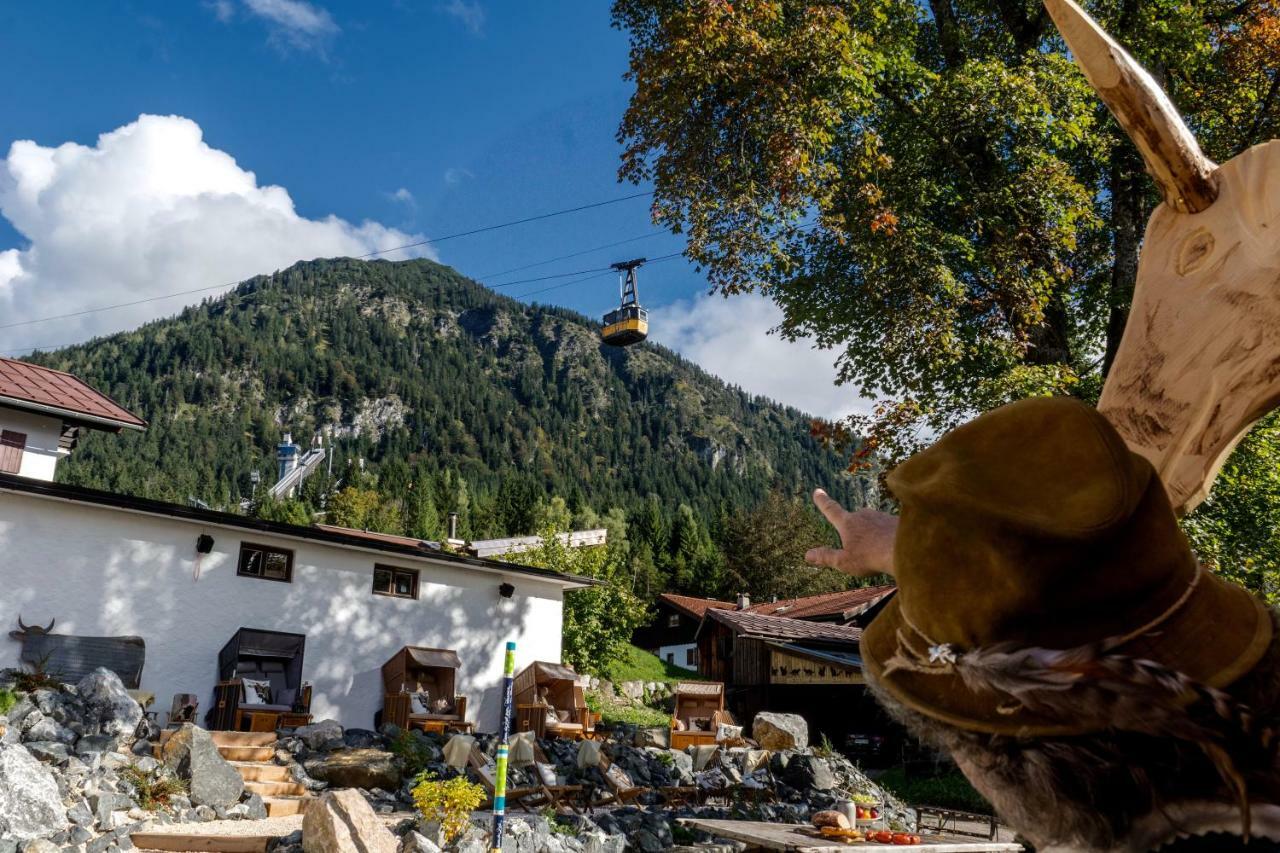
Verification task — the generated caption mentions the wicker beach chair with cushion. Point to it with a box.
[380,646,470,732]
[513,661,597,740]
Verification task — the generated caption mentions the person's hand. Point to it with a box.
[805,488,898,578]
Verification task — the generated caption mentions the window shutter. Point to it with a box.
[0,430,26,474]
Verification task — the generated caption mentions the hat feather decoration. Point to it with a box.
[885,628,1275,837]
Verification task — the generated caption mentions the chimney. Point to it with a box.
[447,512,459,540]
[276,432,299,482]
[736,592,751,611]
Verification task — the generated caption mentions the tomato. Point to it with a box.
[891,832,915,845]
[871,830,895,843]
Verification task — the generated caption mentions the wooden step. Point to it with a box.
[263,796,311,818]
[244,780,309,797]
[129,833,273,853]
[210,731,276,747]
[217,745,276,762]
[230,761,292,782]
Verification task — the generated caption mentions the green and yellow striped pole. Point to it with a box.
[491,641,516,853]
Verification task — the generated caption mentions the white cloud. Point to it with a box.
[648,292,875,421]
[439,0,485,35]
[0,114,429,354]
[444,167,473,187]
[387,187,416,208]
[241,0,338,52]
[206,0,235,23]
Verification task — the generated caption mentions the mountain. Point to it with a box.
[25,258,871,534]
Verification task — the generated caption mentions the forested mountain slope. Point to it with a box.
[28,258,869,537]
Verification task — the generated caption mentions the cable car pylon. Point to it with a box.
[601,258,649,347]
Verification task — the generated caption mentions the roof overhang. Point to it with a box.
[0,394,147,432]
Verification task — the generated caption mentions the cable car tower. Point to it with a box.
[601,258,649,347]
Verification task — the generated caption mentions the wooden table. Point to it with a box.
[679,820,1023,852]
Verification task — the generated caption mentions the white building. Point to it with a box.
[0,357,593,731]
[0,357,147,480]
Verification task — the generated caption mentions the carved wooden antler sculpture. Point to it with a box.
[1046,0,1280,515]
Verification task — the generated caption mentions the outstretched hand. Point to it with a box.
[804,489,898,578]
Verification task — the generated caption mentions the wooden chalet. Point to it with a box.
[695,608,886,746]
[631,593,735,669]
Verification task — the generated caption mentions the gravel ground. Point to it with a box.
[132,810,421,851]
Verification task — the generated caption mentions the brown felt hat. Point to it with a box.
[862,396,1273,737]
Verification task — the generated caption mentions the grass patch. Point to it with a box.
[120,766,188,811]
[0,688,18,716]
[590,693,671,728]
[875,768,993,815]
[599,645,702,685]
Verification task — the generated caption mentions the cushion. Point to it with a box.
[276,687,297,709]
[242,678,272,704]
[555,709,571,722]
[690,716,711,732]
[432,696,454,715]
[410,691,431,715]
[240,703,292,713]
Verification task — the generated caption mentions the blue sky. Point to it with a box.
[0,1,863,419]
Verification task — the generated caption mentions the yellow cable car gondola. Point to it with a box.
[602,258,649,347]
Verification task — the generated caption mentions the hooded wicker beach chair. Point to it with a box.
[380,646,471,733]
[207,628,311,731]
[513,661,596,739]
[669,681,733,750]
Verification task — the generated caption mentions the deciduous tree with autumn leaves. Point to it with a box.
[613,0,1280,583]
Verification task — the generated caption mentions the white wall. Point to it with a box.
[0,409,64,481]
[657,643,698,669]
[0,491,567,730]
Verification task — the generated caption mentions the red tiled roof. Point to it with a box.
[748,585,896,620]
[658,592,736,620]
[0,358,146,430]
[704,608,862,643]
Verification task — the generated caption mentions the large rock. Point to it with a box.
[295,719,344,750]
[785,755,835,791]
[161,724,244,807]
[302,788,398,853]
[0,743,67,841]
[752,712,808,751]
[76,668,142,737]
[304,748,402,790]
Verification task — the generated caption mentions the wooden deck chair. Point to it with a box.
[532,743,586,814]
[591,752,650,809]
[467,744,552,812]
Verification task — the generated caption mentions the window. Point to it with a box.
[0,430,26,475]
[237,543,293,582]
[666,652,675,664]
[373,565,419,599]
[667,613,681,628]
[686,648,698,667]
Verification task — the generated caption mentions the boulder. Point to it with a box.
[752,712,808,751]
[22,741,69,764]
[343,728,384,750]
[295,719,344,751]
[0,743,68,841]
[304,748,402,790]
[22,715,75,745]
[634,728,669,749]
[399,831,442,853]
[785,755,835,791]
[76,669,142,737]
[302,788,398,853]
[161,724,244,808]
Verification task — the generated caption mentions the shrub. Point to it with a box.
[0,688,18,716]
[412,774,486,843]
[120,765,188,811]
[390,729,435,779]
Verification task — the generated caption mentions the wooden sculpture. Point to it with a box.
[1046,0,1280,515]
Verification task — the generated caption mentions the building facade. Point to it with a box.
[0,475,589,731]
